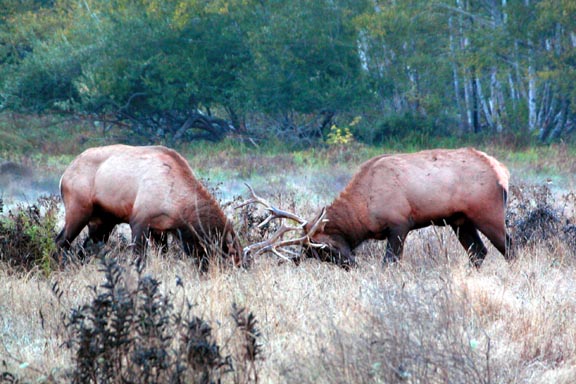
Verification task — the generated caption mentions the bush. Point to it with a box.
[64,255,262,384]
[0,195,60,274]
[508,184,576,252]
[356,112,456,147]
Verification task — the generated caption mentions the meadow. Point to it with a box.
[1,127,575,383]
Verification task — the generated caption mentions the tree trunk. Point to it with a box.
[471,72,481,133]
[449,15,465,131]
[490,68,504,132]
[528,61,537,132]
[476,76,494,130]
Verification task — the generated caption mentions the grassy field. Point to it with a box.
[1,120,575,383]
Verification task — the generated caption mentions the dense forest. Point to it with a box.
[0,0,574,145]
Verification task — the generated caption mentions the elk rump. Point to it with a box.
[304,147,513,267]
[55,144,242,267]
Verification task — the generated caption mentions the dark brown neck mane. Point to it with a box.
[324,194,370,250]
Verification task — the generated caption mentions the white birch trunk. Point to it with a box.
[463,74,474,131]
[528,62,537,132]
[448,15,464,126]
[476,77,494,129]
[490,68,504,132]
[457,0,474,131]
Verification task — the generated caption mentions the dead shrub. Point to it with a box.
[508,185,575,253]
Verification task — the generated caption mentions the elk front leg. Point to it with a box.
[383,227,408,265]
[451,221,488,268]
[129,219,150,266]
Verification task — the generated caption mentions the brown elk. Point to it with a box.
[55,144,242,268]
[240,148,513,268]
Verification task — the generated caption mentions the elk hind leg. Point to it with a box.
[55,205,91,264]
[55,203,91,249]
[85,219,117,246]
[129,219,152,267]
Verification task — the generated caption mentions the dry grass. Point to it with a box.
[1,223,575,383]
[1,144,575,383]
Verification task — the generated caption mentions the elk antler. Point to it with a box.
[236,184,327,261]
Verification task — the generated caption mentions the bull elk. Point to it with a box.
[55,144,242,268]
[239,147,513,268]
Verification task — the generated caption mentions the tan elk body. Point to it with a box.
[56,144,242,266]
[243,147,512,268]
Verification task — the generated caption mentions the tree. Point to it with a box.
[240,0,370,140]
[1,0,574,143]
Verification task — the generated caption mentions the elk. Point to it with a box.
[55,144,242,268]
[240,148,513,268]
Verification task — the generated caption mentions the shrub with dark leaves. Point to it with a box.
[65,255,260,384]
[230,303,262,383]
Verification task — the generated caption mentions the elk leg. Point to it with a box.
[505,233,514,260]
[187,238,210,272]
[383,228,408,265]
[70,220,116,262]
[85,220,117,246]
[178,227,211,272]
[191,237,210,272]
[129,220,149,255]
[473,220,515,261]
[451,221,487,268]
[55,216,90,250]
[55,211,91,265]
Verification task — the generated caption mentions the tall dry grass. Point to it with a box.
[1,220,575,383]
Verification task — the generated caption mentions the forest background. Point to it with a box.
[1,0,575,147]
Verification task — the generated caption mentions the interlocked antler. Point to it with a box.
[236,184,327,261]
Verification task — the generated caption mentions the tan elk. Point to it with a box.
[239,148,513,268]
[56,144,242,267]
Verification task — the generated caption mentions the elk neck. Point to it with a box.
[323,194,370,250]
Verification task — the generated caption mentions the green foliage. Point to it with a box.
[243,0,371,115]
[1,0,575,143]
[0,195,60,275]
[358,112,454,147]
[0,0,372,138]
